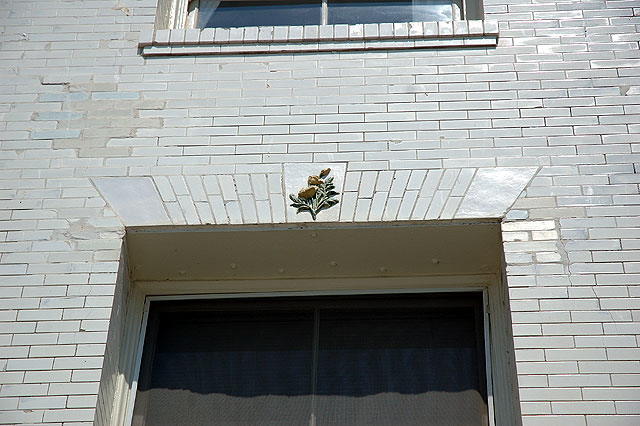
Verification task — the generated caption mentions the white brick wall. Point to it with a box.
[1,0,640,424]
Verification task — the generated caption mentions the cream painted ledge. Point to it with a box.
[138,20,498,56]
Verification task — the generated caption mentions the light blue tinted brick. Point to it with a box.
[506,210,529,220]
[91,92,140,100]
[31,130,81,139]
[35,112,83,121]
[39,93,88,102]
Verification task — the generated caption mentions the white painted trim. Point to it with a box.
[145,285,491,302]
[123,298,151,426]
[133,274,497,296]
[483,288,496,426]
[321,0,328,25]
[171,0,190,29]
[186,0,199,29]
[452,0,462,20]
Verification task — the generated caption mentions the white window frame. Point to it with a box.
[117,274,516,426]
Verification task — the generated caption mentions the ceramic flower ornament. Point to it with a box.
[289,168,339,220]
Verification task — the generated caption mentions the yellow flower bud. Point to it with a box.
[298,186,317,199]
[307,175,323,185]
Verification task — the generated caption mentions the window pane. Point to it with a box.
[315,306,487,426]
[200,0,321,28]
[327,0,452,24]
[135,308,315,426]
[133,294,488,426]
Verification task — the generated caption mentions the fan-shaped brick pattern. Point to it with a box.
[93,166,537,226]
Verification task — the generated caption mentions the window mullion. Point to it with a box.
[453,0,463,20]
[310,307,320,426]
[186,0,199,29]
[321,0,328,25]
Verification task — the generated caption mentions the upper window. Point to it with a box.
[155,0,484,30]
[131,293,489,426]
[193,0,461,28]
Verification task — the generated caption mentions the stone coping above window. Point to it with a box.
[139,20,498,56]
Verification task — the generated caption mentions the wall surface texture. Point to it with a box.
[1,0,639,425]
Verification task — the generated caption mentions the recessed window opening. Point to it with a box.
[131,292,489,426]
[190,0,463,28]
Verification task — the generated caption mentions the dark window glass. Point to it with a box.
[133,294,488,426]
[327,0,452,24]
[316,307,486,425]
[134,309,314,426]
[200,0,321,28]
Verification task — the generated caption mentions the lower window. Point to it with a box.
[132,292,489,426]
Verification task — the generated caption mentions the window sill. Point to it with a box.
[139,20,498,56]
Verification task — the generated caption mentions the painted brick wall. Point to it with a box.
[1,0,639,425]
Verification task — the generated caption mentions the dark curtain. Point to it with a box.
[133,295,487,426]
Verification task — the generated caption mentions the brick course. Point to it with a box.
[1,0,640,424]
